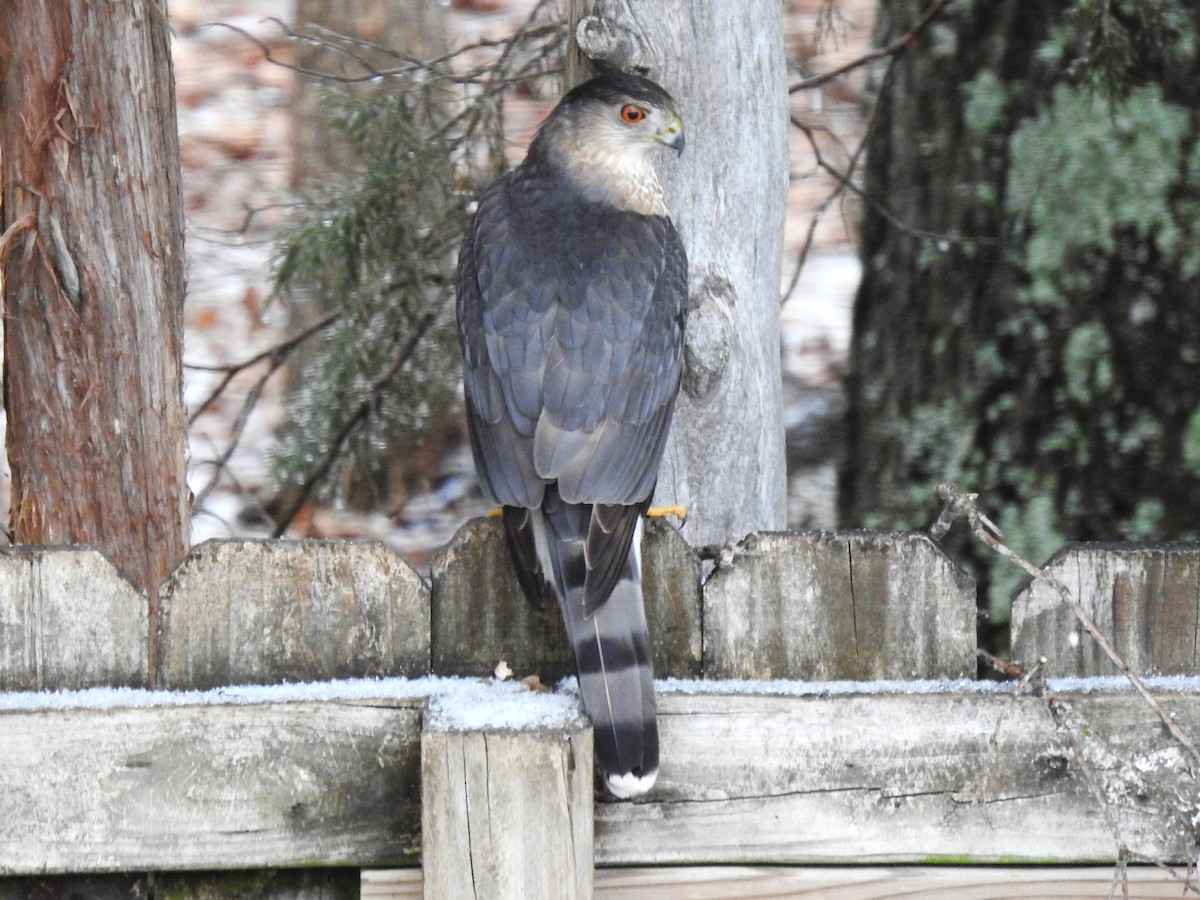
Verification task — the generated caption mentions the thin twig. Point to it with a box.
[270,311,438,537]
[933,481,1200,769]
[185,309,341,424]
[790,0,956,92]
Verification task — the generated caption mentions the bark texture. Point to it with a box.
[569,0,790,547]
[0,1,189,597]
[841,1,1200,617]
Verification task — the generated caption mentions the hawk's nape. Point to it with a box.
[456,70,687,799]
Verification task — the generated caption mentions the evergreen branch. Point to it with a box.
[270,310,438,538]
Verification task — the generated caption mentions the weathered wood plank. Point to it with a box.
[0,700,422,873]
[0,547,147,691]
[1012,543,1200,677]
[596,688,1200,865]
[703,532,976,679]
[421,710,593,900]
[637,518,703,678]
[1,684,1197,872]
[430,517,701,681]
[592,865,1189,898]
[364,865,1190,899]
[158,539,430,689]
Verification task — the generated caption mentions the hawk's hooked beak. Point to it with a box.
[659,116,685,157]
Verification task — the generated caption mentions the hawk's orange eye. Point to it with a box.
[620,104,646,124]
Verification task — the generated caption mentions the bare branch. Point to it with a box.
[270,310,438,538]
[933,481,1200,769]
[185,309,341,424]
[790,0,956,93]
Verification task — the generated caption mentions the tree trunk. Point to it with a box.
[0,1,189,603]
[841,0,1200,624]
[568,0,790,547]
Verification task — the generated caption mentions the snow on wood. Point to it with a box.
[703,531,976,680]
[596,690,1200,866]
[1012,543,1200,677]
[421,706,593,900]
[158,539,430,689]
[0,679,1196,872]
[0,547,146,691]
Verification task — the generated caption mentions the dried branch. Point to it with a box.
[202,16,561,86]
[933,481,1200,769]
[185,309,341,424]
[790,0,956,93]
[270,310,438,538]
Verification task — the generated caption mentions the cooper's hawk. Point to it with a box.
[456,70,687,798]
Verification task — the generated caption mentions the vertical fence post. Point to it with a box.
[421,711,594,899]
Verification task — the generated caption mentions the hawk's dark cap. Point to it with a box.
[561,69,678,113]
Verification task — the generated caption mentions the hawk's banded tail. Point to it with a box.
[513,499,659,798]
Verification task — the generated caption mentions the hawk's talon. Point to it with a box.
[645,505,687,523]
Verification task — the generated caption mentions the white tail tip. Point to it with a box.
[605,768,658,799]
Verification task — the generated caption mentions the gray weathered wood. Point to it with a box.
[0,547,147,691]
[430,517,701,680]
[596,688,1200,865]
[0,699,421,873]
[1,684,1197,871]
[1012,543,1200,677]
[568,0,790,546]
[639,518,702,678]
[364,865,1193,899]
[158,539,430,689]
[703,531,976,680]
[421,712,593,900]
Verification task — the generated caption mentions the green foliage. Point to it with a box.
[1006,83,1189,294]
[270,83,470,508]
[1064,0,1192,96]
[962,70,1011,134]
[264,9,563,517]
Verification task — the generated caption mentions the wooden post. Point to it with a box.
[0,547,146,691]
[421,710,593,900]
[1011,543,1200,677]
[158,539,430,689]
[567,0,791,548]
[703,531,976,680]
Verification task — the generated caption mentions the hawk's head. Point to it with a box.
[528,70,685,216]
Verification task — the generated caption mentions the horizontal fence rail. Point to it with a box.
[0,522,1196,898]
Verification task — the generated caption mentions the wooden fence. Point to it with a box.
[0,520,1198,898]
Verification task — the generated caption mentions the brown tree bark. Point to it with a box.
[0,2,189,602]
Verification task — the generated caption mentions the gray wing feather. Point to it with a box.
[458,171,687,513]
